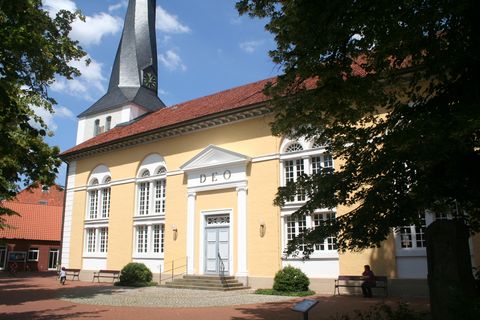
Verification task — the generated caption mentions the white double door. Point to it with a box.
[204,227,229,275]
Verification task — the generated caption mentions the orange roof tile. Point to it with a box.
[62,77,278,157]
[13,184,65,207]
[0,202,62,241]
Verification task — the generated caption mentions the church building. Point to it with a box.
[60,0,479,295]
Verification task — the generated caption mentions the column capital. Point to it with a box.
[236,186,248,193]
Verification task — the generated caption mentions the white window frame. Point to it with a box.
[86,182,111,220]
[135,166,167,217]
[280,139,334,205]
[27,248,39,261]
[132,222,165,258]
[282,210,339,259]
[394,212,438,257]
[83,225,109,258]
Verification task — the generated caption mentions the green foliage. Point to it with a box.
[118,263,153,287]
[0,0,86,227]
[255,288,315,297]
[273,266,310,292]
[237,0,480,254]
[334,303,430,320]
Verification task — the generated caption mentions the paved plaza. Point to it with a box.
[0,273,429,320]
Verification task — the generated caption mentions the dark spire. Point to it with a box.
[78,0,165,118]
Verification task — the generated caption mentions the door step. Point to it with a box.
[164,275,250,291]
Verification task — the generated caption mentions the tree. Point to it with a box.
[237,0,479,317]
[0,1,86,226]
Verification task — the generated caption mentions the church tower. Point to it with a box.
[76,0,165,145]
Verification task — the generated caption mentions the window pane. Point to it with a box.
[137,226,148,253]
[323,154,333,168]
[102,187,111,218]
[139,182,150,215]
[99,228,108,253]
[89,190,98,219]
[311,156,321,175]
[400,227,413,248]
[153,225,160,253]
[154,180,166,214]
[87,229,96,252]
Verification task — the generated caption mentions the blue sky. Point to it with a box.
[41,0,279,184]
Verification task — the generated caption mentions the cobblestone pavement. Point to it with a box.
[0,273,430,320]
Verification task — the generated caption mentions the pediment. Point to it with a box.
[181,145,250,171]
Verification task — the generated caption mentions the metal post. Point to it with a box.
[171,259,174,280]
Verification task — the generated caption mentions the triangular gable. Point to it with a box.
[181,145,250,171]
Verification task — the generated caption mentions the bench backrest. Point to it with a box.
[338,275,387,282]
[98,270,120,274]
[65,268,80,272]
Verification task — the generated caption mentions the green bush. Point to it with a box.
[273,266,310,292]
[118,262,153,286]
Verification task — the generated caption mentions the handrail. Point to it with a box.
[159,256,188,284]
[217,252,228,288]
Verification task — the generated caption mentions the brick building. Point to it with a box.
[0,184,64,272]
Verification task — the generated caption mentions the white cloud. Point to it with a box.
[50,55,106,101]
[108,0,128,12]
[71,13,123,47]
[159,50,186,71]
[239,40,265,53]
[156,6,190,34]
[30,105,75,132]
[43,0,77,18]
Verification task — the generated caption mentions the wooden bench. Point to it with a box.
[334,275,388,296]
[92,270,120,283]
[57,268,81,281]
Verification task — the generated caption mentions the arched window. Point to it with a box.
[87,166,111,220]
[136,154,167,216]
[85,166,111,256]
[133,154,166,259]
[280,138,337,256]
[285,143,304,153]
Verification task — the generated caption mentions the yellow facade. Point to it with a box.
[62,110,479,295]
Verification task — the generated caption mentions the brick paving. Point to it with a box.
[0,273,430,320]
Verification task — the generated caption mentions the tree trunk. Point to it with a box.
[426,220,477,320]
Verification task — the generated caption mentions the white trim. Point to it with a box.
[251,153,279,163]
[187,180,248,193]
[236,186,248,277]
[186,192,196,274]
[199,209,234,276]
[61,161,77,268]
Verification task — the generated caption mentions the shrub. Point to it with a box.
[118,262,153,286]
[273,266,310,292]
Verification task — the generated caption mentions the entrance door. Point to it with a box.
[0,247,6,270]
[205,228,229,275]
[48,249,59,270]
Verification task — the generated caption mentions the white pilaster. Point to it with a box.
[61,161,77,268]
[236,186,248,277]
[186,191,196,274]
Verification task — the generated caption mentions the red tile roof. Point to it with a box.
[0,202,62,241]
[13,184,65,207]
[62,77,279,157]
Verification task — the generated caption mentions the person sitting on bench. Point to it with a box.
[361,264,375,298]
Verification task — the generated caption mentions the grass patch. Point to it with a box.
[255,288,315,297]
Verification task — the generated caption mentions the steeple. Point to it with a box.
[78,0,165,118]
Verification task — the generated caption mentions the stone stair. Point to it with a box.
[164,275,250,291]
